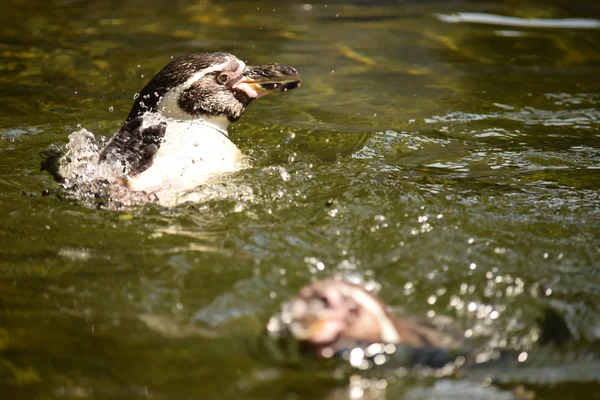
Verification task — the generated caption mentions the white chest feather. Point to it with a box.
[126,119,244,194]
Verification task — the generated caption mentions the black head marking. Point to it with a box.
[177,68,247,123]
[126,52,235,121]
[125,52,301,124]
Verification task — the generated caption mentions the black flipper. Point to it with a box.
[98,116,167,175]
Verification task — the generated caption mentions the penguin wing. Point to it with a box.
[99,116,167,175]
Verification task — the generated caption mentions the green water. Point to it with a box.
[1,0,599,398]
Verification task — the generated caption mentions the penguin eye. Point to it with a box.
[216,73,230,85]
[316,295,330,308]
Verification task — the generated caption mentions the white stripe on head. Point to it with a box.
[181,61,231,90]
[345,285,401,343]
[233,59,246,77]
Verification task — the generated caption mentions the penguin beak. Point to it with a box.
[232,63,301,99]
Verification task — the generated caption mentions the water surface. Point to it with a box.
[1,0,599,399]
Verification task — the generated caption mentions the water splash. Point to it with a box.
[57,129,125,201]
[49,128,164,208]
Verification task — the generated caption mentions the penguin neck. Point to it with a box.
[166,114,231,138]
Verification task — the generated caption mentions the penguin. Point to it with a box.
[57,52,300,205]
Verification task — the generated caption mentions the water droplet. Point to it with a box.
[321,348,334,358]
[285,131,296,144]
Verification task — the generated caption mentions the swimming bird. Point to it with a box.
[267,279,464,364]
[266,279,586,381]
[57,52,300,206]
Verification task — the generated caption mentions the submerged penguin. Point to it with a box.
[56,52,300,206]
[267,279,465,368]
[265,278,593,380]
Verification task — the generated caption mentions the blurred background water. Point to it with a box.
[0,0,599,399]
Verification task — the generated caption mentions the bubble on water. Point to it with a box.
[278,167,290,181]
[133,93,140,100]
[285,131,296,144]
[108,106,114,112]
[304,256,326,274]
[518,352,528,362]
